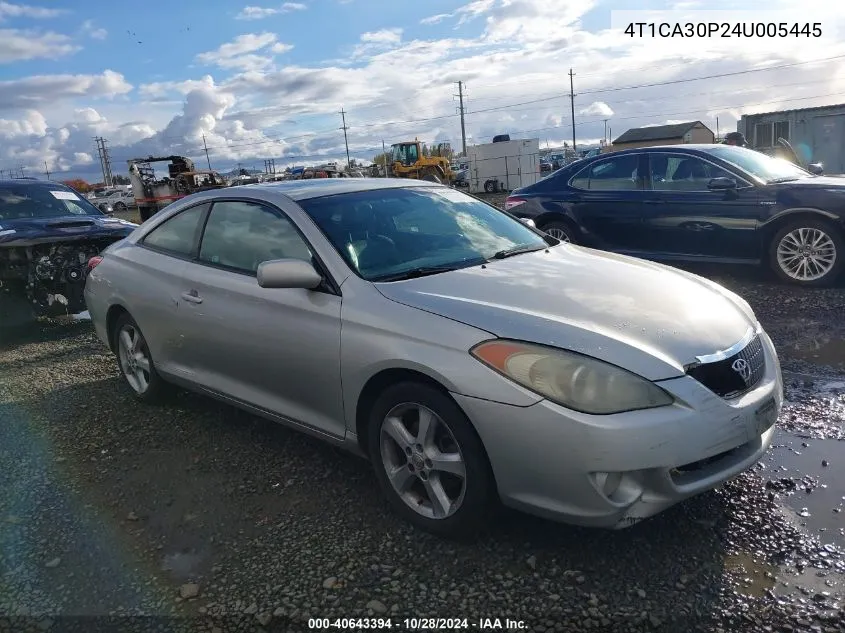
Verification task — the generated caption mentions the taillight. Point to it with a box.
[504,196,527,210]
[87,256,103,272]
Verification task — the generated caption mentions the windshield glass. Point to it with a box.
[0,185,105,221]
[705,146,811,182]
[298,186,548,281]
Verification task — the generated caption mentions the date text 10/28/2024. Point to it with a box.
[308,618,526,630]
[624,22,821,38]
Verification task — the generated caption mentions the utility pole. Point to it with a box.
[339,108,351,169]
[19,166,25,178]
[44,161,51,179]
[716,117,720,142]
[568,69,577,153]
[202,134,212,170]
[603,119,609,144]
[455,81,467,156]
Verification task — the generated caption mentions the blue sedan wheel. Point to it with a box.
[770,219,843,286]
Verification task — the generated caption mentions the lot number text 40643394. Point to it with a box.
[307,617,527,630]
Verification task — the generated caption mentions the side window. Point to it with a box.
[198,200,312,274]
[142,204,207,256]
[649,154,735,191]
[570,155,641,191]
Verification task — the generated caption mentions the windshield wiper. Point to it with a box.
[490,244,547,260]
[372,265,464,282]
[767,176,800,183]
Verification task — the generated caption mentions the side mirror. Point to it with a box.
[257,258,323,289]
[520,218,536,227]
[808,163,824,175]
[707,177,737,190]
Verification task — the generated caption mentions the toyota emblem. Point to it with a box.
[731,358,752,383]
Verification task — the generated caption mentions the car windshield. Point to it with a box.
[298,186,548,281]
[0,185,104,221]
[705,146,812,183]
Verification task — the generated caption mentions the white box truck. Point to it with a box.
[466,138,540,194]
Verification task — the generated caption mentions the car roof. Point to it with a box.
[601,144,738,156]
[235,177,440,201]
[0,179,70,187]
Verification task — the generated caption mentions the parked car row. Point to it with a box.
[506,144,845,286]
[82,177,783,537]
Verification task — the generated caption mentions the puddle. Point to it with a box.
[789,337,845,367]
[762,430,845,548]
[724,552,778,597]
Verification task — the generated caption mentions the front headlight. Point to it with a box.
[470,339,674,415]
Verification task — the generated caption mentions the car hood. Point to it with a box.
[374,245,757,381]
[0,215,137,246]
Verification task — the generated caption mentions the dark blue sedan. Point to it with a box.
[505,145,845,286]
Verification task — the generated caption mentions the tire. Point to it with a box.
[540,220,576,244]
[769,218,844,287]
[112,313,169,402]
[367,381,496,539]
[484,180,497,193]
[114,202,127,212]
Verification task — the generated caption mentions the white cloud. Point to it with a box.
[420,13,450,25]
[0,109,47,138]
[195,32,292,71]
[0,1,65,20]
[236,2,307,20]
[360,28,402,45]
[579,101,613,117]
[0,70,132,110]
[81,20,108,40]
[0,29,79,63]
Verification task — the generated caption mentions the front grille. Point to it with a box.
[687,334,766,398]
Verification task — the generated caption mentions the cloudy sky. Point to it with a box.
[0,0,844,181]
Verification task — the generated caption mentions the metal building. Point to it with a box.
[737,103,845,174]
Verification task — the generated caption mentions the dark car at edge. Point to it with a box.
[505,144,845,286]
[0,179,137,330]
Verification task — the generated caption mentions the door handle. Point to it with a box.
[181,291,203,304]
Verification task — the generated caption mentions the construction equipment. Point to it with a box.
[387,140,455,184]
[127,156,227,221]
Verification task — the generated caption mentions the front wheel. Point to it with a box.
[113,202,127,212]
[540,220,575,243]
[367,382,496,538]
[113,313,168,402]
[769,219,843,286]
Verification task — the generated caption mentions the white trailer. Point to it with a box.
[466,138,540,194]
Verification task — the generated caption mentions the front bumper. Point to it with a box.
[455,331,783,528]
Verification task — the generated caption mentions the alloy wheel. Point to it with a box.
[545,227,571,242]
[117,323,152,394]
[776,227,837,282]
[379,402,467,520]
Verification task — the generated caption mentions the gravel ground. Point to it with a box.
[2,205,845,632]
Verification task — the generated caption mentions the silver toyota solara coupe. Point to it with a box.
[84,178,783,537]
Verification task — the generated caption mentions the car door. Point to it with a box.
[642,152,761,260]
[178,198,345,439]
[566,153,650,253]
[131,202,210,375]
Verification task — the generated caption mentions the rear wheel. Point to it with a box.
[540,220,575,243]
[113,201,127,212]
[367,382,496,538]
[113,313,168,402]
[769,219,843,286]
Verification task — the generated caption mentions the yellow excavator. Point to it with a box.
[387,140,455,184]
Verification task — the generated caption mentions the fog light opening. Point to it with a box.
[595,471,622,498]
